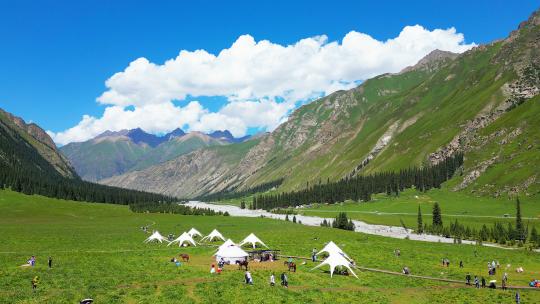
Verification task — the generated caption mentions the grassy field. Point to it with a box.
[296,188,540,230]
[1,189,540,303]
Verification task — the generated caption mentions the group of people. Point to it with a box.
[269,272,288,287]
[24,256,54,292]
[21,256,53,268]
[441,258,451,267]
[210,263,223,275]
[488,260,500,275]
[465,274,487,288]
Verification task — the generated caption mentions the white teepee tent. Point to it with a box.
[201,229,226,242]
[168,232,197,247]
[144,231,168,243]
[239,233,268,249]
[316,241,351,261]
[217,239,236,252]
[215,245,249,263]
[187,228,202,238]
[312,252,358,278]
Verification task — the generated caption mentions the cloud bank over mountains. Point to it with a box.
[50,25,475,145]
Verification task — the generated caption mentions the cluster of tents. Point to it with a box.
[144,228,356,279]
[144,228,267,251]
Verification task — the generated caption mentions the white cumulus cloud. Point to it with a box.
[51,25,475,145]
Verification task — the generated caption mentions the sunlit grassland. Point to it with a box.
[1,189,539,303]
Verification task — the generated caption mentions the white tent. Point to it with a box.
[144,231,168,243]
[187,228,202,238]
[316,241,351,261]
[217,239,236,252]
[215,245,249,263]
[312,252,358,278]
[200,229,226,242]
[239,233,268,249]
[168,232,197,247]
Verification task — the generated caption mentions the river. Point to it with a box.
[185,201,475,245]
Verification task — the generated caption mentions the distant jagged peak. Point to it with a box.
[164,128,186,140]
[399,49,458,74]
[208,130,234,140]
[208,129,251,143]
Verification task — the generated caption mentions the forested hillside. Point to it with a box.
[0,108,173,204]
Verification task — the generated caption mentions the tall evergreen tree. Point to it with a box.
[530,226,539,247]
[515,197,525,241]
[240,201,246,209]
[432,202,442,227]
[417,205,423,234]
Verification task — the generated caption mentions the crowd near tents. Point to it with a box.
[143,227,358,280]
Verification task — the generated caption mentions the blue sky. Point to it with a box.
[0,1,537,144]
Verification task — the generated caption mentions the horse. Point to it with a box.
[285,261,296,272]
[179,254,189,262]
[236,260,249,271]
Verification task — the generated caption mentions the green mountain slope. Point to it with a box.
[0,108,76,178]
[130,132,227,171]
[103,9,540,199]
[0,108,172,204]
[60,136,152,181]
[61,131,227,181]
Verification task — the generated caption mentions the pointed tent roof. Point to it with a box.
[317,241,351,261]
[144,231,168,243]
[239,233,268,249]
[187,228,202,238]
[168,232,197,247]
[312,252,358,278]
[215,244,249,261]
[201,229,225,242]
[217,239,236,252]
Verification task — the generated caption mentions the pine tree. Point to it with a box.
[515,197,525,241]
[240,201,246,209]
[292,215,297,223]
[285,214,289,221]
[432,202,442,227]
[417,205,423,234]
[530,226,538,247]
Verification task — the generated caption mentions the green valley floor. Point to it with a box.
[1,189,539,303]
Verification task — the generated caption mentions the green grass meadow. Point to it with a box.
[1,189,539,303]
[297,189,540,230]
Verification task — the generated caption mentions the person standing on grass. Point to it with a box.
[515,291,521,304]
[481,277,486,288]
[270,273,275,286]
[311,248,317,262]
[31,276,39,291]
[48,256,53,269]
[459,260,463,268]
[210,264,216,274]
[465,274,471,285]
[280,272,288,288]
[474,276,479,288]
[246,271,253,285]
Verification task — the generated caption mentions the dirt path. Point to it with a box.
[278,254,539,291]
